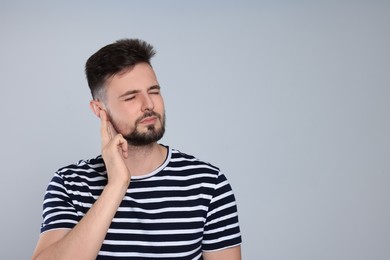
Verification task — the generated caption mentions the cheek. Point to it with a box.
[113,102,136,117]
[107,105,131,125]
[155,96,165,111]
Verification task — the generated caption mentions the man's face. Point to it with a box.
[102,62,165,146]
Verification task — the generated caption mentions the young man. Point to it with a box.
[32,39,242,259]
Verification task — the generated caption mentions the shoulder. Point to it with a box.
[55,155,106,180]
[170,148,219,169]
[167,148,221,179]
[46,155,107,195]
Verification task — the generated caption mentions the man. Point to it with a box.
[32,39,242,259]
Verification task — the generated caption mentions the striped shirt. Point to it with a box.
[40,147,241,259]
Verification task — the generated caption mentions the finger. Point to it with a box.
[106,120,118,139]
[120,136,129,159]
[100,110,110,147]
[112,134,129,159]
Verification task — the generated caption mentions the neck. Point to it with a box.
[124,143,167,176]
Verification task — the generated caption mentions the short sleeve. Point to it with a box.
[202,171,242,251]
[40,172,80,233]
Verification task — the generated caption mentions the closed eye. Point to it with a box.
[149,90,160,95]
[124,96,135,101]
[149,85,161,95]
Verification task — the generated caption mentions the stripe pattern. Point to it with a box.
[41,147,241,259]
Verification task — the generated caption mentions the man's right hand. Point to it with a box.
[99,109,131,188]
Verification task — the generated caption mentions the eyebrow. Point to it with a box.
[149,85,161,91]
[118,85,161,99]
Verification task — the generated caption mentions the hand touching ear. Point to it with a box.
[99,109,131,187]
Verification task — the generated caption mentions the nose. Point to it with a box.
[141,93,154,111]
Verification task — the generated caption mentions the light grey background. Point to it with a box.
[1,1,389,259]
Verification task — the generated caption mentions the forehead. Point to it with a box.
[106,63,158,93]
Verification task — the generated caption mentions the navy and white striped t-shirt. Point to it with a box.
[40,147,241,259]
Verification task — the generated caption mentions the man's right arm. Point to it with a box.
[32,110,131,259]
[32,182,128,259]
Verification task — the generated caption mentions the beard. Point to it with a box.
[110,110,166,147]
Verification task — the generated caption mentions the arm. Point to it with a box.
[203,245,242,260]
[32,110,130,260]
[32,182,128,259]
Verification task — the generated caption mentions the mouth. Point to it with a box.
[139,116,158,125]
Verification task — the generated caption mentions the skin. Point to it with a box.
[31,62,241,259]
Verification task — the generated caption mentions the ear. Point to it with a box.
[89,100,104,118]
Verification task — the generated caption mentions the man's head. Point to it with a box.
[86,39,165,146]
[85,38,156,101]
